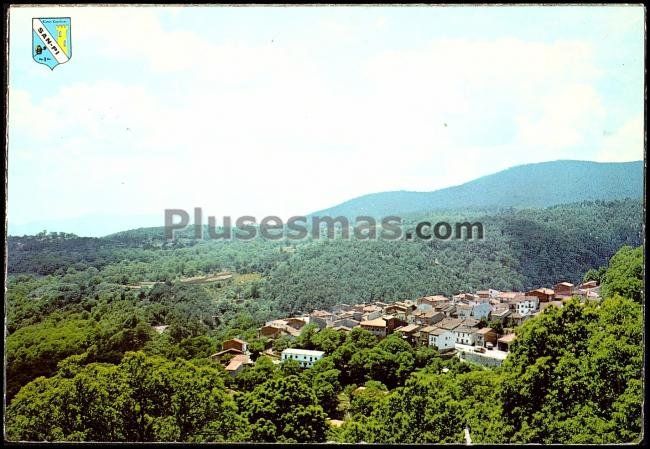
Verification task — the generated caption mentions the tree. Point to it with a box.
[238,375,328,442]
[279,358,302,377]
[414,345,439,369]
[498,296,642,443]
[311,327,345,353]
[6,315,97,401]
[600,245,643,302]
[347,335,415,388]
[310,363,342,416]
[583,266,606,283]
[234,356,278,391]
[246,338,266,360]
[295,323,319,349]
[488,319,504,336]
[178,336,215,359]
[348,380,388,417]
[6,352,244,442]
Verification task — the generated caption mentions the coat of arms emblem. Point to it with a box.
[32,17,71,70]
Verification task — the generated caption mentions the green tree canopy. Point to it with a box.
[600,245,643,302]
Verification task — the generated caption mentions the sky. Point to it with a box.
[7,5,646,236]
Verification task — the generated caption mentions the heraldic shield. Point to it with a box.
[33,17,71,70]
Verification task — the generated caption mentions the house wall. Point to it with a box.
[281,351,324,368]
[475,329,497,347]
[554,283,574,296]
[471,303,491,320]
[223,340,246,352]
[331,304,352,314]
[527,290,552,302]
[364,310,383,321]
[429,331,455,350]
[286,318,306,330]
[394,312,408,321]
[454,330,476,345]
[498,341,513,352]
[385,318,406,333]
[418,331,431,346]
[515,298,539,315]
[361,325,386,338]
[309,316,328,330]
[332,318,359,329]
[259,326,282,338]
[490,309,511,323]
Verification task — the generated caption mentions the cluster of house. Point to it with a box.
[257,280,600,353]
[209,336,327,375]
[210,280,600,374]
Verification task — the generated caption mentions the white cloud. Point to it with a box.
[596,113,645,162]
[514,84,606,153]
[8,6,644,227]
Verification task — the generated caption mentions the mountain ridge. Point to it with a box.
[8,160,643,237]
[309,160,644,218]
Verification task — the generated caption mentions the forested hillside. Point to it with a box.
[311,160,643,218]
[8,200,642,314]
[4,244,644,443]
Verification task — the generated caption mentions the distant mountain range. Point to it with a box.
[8,160,643,237]
[310,160,644,218]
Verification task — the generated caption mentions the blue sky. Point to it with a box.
[8,6,645,236]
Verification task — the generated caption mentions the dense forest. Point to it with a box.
[8,199,642,313]
[4,241,644,442]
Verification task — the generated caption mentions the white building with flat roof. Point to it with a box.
[281,348,325,368]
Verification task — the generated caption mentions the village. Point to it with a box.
[211,280,601,374]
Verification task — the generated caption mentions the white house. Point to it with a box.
[511,296,539,316]
[488,289,501,298]
[454,326,476,345]
[428,327,456,351]
[455,303,474,319]
[281,348,325,368]
[456,302,491,321]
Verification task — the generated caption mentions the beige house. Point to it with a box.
[474,327,497,347]
[497,333,517,351]
[360,317,387,338]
